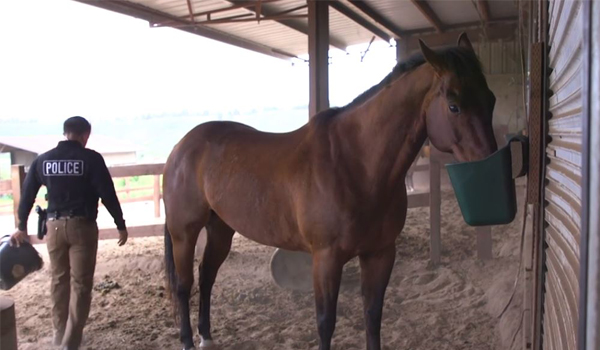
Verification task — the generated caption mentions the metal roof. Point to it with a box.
[75,0,519,60]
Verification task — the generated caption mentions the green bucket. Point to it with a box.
[446,137,527,226]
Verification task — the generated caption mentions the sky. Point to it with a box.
[0,0,398,129]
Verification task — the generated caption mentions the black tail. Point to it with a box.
[164,223,179,321]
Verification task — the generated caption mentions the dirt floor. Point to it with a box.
[2,184,526,350]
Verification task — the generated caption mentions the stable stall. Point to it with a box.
[3,1,598,349]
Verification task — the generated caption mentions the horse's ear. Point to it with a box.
[419,39,444,74]
[457,32,474,52]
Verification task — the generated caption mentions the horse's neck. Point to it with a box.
[333,65,433,190]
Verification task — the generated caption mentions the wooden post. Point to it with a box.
[0,297,18,350]
[153,175,161,218]
[124,177,130,199]
[308,0,329,117]
[429,159,441,265]
[475,226,493,260]
[396,38,409,63]
[11,165,25,228]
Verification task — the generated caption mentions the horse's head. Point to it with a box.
[420,33,497,162]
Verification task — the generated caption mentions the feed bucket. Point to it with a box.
[446,137,527,226]
[0,235,44,290]
[270,249,313,292]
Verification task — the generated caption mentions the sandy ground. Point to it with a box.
[2,183,526,350]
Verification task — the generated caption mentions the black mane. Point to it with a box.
[334,46,484,114]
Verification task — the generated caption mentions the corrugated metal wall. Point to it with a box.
[542,0,584,349]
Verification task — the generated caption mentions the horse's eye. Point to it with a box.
[448,104,460,114]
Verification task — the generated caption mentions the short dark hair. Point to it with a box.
[63,116,91,135]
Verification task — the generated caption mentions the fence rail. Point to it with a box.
[5,163,166,243]
[5,148,495,263]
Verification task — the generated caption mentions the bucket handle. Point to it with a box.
[507,135,529,179]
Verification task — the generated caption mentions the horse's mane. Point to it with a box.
[316,46,484,119]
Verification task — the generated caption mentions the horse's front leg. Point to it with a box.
[312,249,345,350]
[359,245,396,350]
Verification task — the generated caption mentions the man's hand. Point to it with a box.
[118,229,128,246]
[10,229,29,247]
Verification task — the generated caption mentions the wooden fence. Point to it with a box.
[3,155,494,263]
[4,163,165,244]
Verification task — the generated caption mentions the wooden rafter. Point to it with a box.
[403,17,517,36]
[74,0,298,60]
[179,0,280,19]
[223,0,347,51]
[347,0,405,39]
[185,0,195,23]
[329,1,391,42]
[403,21,517,52]
[410,0,444,33]
[176,14,309,26]
[477,0,491,22]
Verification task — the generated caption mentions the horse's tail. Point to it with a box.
[164,223,179,321]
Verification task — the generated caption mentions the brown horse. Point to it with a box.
[163,33,497,350]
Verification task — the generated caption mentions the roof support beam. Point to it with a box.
[74,0,297,60]
[181,0,280,19]
[159,14,308,26]
[224,0,348,51]
[403,22,517,53]
[477,0,491,22]
[328,1,391,42]
[410,0,444,32]
[347,0,406,39]
[396,38,410,63]
[185,0,195,23]
[308,0,329,117]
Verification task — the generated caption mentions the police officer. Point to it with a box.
[10,116,128,350]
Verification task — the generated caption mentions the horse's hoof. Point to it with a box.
[183,347,196,350]
[200,337,216,348]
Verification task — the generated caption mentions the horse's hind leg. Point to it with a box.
[197,213,235,348]
[169,221,203,350]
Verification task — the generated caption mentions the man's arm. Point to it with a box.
[11,159,42,246]
[89,153,126,230]
[17,159,42,231]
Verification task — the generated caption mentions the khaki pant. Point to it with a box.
[46,217,98,350]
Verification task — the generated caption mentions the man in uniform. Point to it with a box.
[10,116,129,350]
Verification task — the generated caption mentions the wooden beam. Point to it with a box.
[153,175,161,218]
[11,165,25,228]
[181,0,280,19]
[477,0,491,22]
[407,192,429,209]
[28,223,165,244]
[404,22,517,53]
[74,0,297,60]
[404,17,518,36]
[429,158,441,265]
[410,0,444,33]
[396,38,409,62]
[223,0,347,51]
[347,0,405,39]
[165,14,308,26]
[308,0,329,117]
[476,227,493,260]
[107,163,164,178]
[185,0,195,23]
[328,1,391,42]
